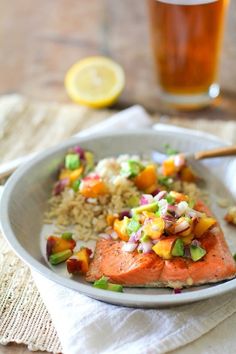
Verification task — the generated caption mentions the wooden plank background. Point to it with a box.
[1,0,236,118]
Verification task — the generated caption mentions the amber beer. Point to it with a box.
[147,0,228,108]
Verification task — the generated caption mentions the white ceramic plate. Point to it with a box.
[1,129,236,308]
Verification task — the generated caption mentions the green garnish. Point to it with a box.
[164,144,179,156]
[166,194,175,205]
[127,195,140,208]
[132,202,158,215]
[172,239,184,257]
[93,276,109,289]
[61,232,73,240]
[190,245,206,262]
[120,160,144,178]
[155,209,161,217]
[188,198,195,209]
[233,253,236,262]
[127,219,141,236]
[84,151,94,174]
[158,176,173,188]
[49,249,72,265]
[65,154,80,170]
[72,179,81,192]
[93,276,123,292]
[140,234,150,243]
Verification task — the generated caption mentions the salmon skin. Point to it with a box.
[86,201,236,288]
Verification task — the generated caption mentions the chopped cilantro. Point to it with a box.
[164,144,179,156]
[158,176,173,188]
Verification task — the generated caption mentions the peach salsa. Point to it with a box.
[44,145,236,293]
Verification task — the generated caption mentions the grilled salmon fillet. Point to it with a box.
[86,201,236,288]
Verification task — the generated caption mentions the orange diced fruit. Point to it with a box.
[152,236,177,260]
[80,179,108,198]
[162,159,176,176]
[142,217,165,239]
[182,234,194,245]
[180,166,196,182]
[106,214,117,227]
[134,165,157,191]
[169,191,189,202]
[67,247,92,274]
[113,217,130,241]
[46,235,76,259]
[194,217,216,238]
[69,167,83,183]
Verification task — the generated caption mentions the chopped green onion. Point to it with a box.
[158,176,173,188]
[120,160,144,178]
[61,232,73,240]
[65,154,80,170]
[127,219,141,236]
[72,179,81,192]
[164,144,179,156]
[166,194,175,205]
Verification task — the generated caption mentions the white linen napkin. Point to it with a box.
[32,106,236,354]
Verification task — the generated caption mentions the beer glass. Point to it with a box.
[147,0,229,109]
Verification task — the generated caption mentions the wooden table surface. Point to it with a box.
[1,1,236,353]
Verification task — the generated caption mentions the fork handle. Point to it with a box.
[194,145,236,160]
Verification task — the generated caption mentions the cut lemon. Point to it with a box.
[65,56,125,108]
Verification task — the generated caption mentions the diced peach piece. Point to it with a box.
[106,214,118,227]
[162,159,176,176]
[182,234,194,245]
[194,217,216,238]
[180,166,196,182]
[152,236,177,260]
[69,167,83,183]
[67,247,92,274]
[113,217,130,242]
[80,178,108,198]
[142,217,165,239]
[169,191,189,202]
[59,168,72,180]
[46,236,76,259]
[134,165,157,191]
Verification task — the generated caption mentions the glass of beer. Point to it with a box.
[147,0,229,109]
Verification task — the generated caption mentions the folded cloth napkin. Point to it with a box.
[32,106,236,354]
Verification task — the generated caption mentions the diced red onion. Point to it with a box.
[152,239,159,245]
[83,174,100,181]
[191,239,201,247]
[184,246,191,258]
[158,199,168,216]
[187,209,204,218]
[134,228,142,241]
[176,201,188,216]
[164,220,173,229]
[154,191,167,202]
[141,241,153,254]
[210,226,220,235]
[140,194,154,205]
[73,145,85,159]
[122,242,137,252]
[119,210,131,219]
[128,233,137,243]
[99,233,112,240]
[110,231,118,240]
[53,178,69,195]
[151,189,161,197]
[174,288,182,294]
[174,154,185,168]
[174,220,190,234]
[168,204,177,212]
[137,243,143,253]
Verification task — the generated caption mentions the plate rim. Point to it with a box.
[1,128,236,307]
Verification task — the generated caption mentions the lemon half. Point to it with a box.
[65,56,125,108]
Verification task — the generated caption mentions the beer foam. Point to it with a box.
[157,0,217,4]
